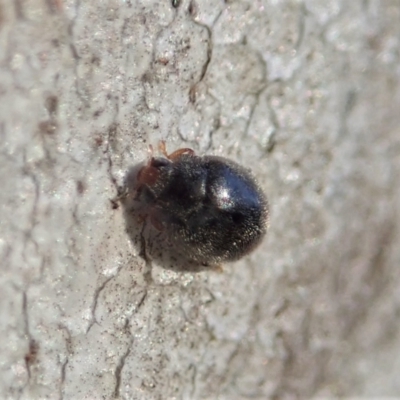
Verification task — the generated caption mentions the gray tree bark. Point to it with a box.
[1,0,399,399]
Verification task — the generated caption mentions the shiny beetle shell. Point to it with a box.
[133,143,269,266]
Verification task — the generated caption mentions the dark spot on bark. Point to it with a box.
[38,120,58,135]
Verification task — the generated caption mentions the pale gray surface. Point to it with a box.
[1,0,400,399]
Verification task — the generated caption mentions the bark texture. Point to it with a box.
[0,0,399,398]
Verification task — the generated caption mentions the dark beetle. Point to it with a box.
[131,142,269,266]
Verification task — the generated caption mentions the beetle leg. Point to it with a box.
[137,209,164,231]
[110,187,129,209]
[137,163,160,187]
[158,140,195,161]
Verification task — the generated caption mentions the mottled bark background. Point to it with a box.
[1,0,400,399]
